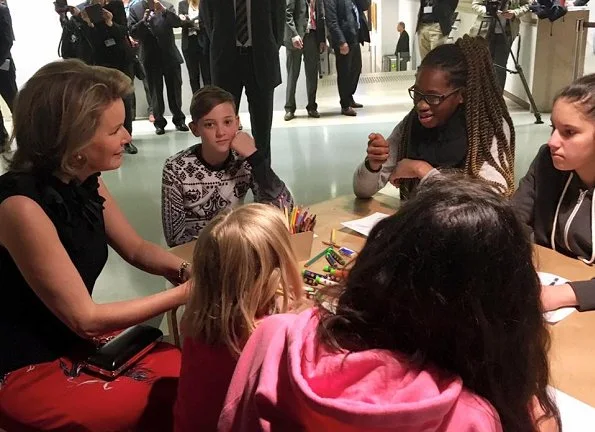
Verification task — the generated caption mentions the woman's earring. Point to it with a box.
[75,154,83,161]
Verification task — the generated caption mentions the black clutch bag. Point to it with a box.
[84,325,163,379]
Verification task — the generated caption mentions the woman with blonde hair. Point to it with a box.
[0,59,190,431]
[174,203,304,432]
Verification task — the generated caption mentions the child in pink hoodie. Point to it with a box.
[219,176,561,432]
[173,204,305,432]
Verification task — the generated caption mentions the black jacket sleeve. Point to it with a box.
[355,0,370,11]
[247,151,294,208]
[316,0,327,44]
[106,1,128,26]
[128,4,150,40]
[0,6,13,64]
[106,21,128,41]
[272,0,285,48]
[324,0,345,47]
[162,3,182,29]
[200,0,212,37]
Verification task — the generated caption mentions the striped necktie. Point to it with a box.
[236,0,249,45]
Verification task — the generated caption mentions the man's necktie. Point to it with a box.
[236,0,249,45]
[309,0,317,30]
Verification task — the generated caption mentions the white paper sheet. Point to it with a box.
[341,212,390,237]
[539,272,576,324]
[549,386,595,431]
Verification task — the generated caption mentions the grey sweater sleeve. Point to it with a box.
[569,279,595,312]
[352,121,404,199]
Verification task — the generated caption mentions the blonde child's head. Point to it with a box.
[182,203,303,357]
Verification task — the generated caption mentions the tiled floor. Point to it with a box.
[0,76,553,332]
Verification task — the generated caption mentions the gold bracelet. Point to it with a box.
[178,261,190,282]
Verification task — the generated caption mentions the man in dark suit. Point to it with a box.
[0,0,16,153]
[325,0,370,117]
[129,0,188,135]
[395,21,410,71]
[283,0,326,121]
[200,0,284,165]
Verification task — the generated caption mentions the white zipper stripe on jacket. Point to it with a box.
[564,189,587,252]
[550,172,595,265]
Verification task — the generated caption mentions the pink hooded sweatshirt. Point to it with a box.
[218,308,502,432]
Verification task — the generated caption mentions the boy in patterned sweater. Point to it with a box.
[161,86,293,247]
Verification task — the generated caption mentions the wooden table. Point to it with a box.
[170,194,595,407]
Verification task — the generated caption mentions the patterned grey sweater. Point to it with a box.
[161,144,293,247]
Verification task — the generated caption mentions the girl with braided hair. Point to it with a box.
[354,35,516,200]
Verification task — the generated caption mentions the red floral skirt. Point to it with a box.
[0,343,181,432]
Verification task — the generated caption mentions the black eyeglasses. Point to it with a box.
[408,86,461,106]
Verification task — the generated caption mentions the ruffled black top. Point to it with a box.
[0,172,108,376]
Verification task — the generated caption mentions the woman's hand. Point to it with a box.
[366,133,389,171]
[389,159,433,186]
[540,283,577,312]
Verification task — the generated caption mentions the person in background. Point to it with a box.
[353,36,515,200]
[124,0,155,124]
[513,74,595,314]
[0,60,190,432]
[395,21,410,71]
[200,0,285,168]
[55,2,96,65]
[0,0,16,153]
[174,203,305,432]
[161,86,294,248]
[283,0,326,121]
[416,0,458,60]
[470,0,530,91]
[129,0,188,135]
[76,0,139,154]
[178,0,211,95]
[219,176,561,432]
[324,0,370,116]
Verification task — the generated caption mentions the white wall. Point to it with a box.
[9,2,64,88]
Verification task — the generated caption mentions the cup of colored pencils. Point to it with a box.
[280,202,316,261]
[280,202,316,234]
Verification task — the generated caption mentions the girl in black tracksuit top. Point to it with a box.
[513,75,595,312]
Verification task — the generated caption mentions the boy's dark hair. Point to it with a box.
[317,174,561,432]
[190,86,237,121]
